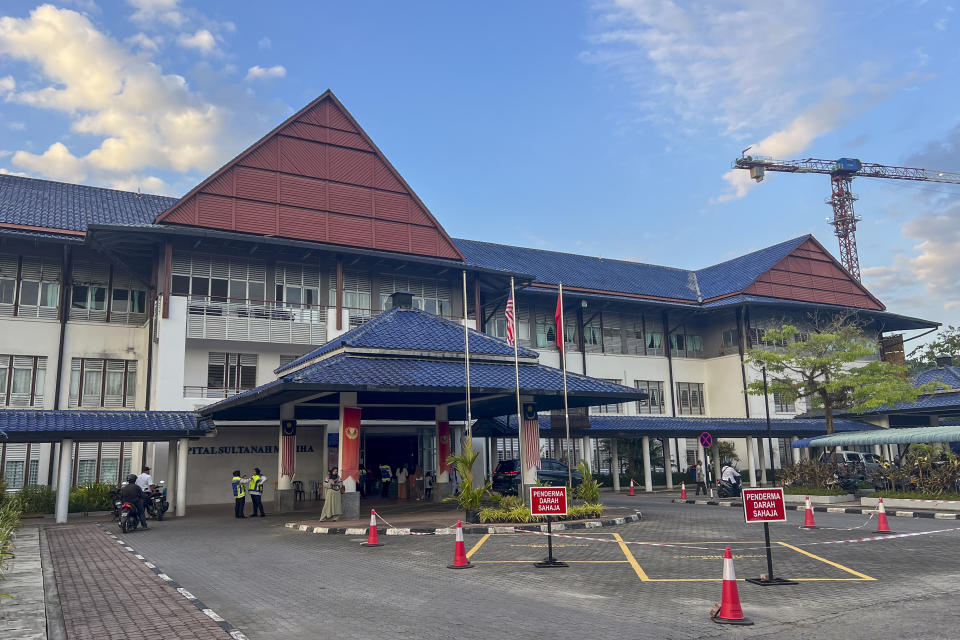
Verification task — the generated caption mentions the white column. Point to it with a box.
[610,438,620,492]
[711,442,722,485]
[321,424,329,478]
[176,438,188,517]
[642,436,653,492]
[746,436,757,488]
[873,444,882,457]
[791,436,801,464]
[278,402,295,492]
[55,439,73,524]
[166,440,177,508]
[663,438,673,489]
[698,442,709,495]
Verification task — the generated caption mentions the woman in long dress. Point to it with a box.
[319,467,343,521]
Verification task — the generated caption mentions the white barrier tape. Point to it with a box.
[511,528,716,550]
[372,510,460,535]
[797,513,875,532]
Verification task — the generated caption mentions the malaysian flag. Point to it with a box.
[505,295,515,346]
[281,435,296,477]
[522,417,541,471]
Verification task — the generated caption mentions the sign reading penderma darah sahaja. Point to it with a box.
[741,487,787,523]
[530,486,568,517]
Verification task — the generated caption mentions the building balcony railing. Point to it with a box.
[183,295,328,345]
[183,386,254,399]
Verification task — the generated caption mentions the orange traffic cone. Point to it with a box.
[802,496,817,528]
[680,481,687,500]
[447,521,474,569]
[629,479,636,496]
[711,547,753,625]
[875,498,893,534]
[361,509,383,547]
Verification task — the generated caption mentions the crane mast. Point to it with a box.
[733,155,960,281]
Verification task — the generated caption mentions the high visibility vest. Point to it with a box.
[232,476,246,498]
[249,475,264,494]
[380,465,392,481]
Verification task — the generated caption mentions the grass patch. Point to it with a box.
[782,485,850,496]
[874,491,960,501]
[478,503,604,523]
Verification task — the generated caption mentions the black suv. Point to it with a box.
[491,458,583,495]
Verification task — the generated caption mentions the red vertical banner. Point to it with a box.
[437,421,451,477]
[554,292,564,351]
[340,407,362,483]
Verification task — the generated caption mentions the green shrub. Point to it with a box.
[0,477,7,507]
[68,482,114,514]
[16,485,55,515]
[477,502,605,523]
[498,495,524,510]
[575,461,600,504]
[568,503,603,519]
[782,485,850,496]
[0,496,23,596]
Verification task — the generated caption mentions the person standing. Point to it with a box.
[136,466,155,492]
[232,470,248,518]
[694,463,707,495]
[318,467,343,521]
[424,472,434,501]
[397,465,409,500]
[358,465,367,498]
[411,465,423,501]
[248,468,266,517]
[379,463,392,498]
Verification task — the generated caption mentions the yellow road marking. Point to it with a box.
[472,560,628,564]
[613,533,650,582]
[466,533,490,559]
[645,578,870,582]
[776,542,876,581]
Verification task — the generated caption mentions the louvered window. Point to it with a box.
[69,359,137,408]
[109,271,148,324]
[2,444,27,488]
[676,382,705,415]
[0,253,61,319]
[171,252,266,302]
[0,355,46,407]
[590,379,624,414]
[276,263,322,308]
[207,353,257,392]
[100,443,122,484]
[601,312,622,354]
[378,275,451,316]
[76,443,99,485]
[70,260,110,321]
[635,380,665,414]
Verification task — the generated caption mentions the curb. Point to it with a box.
[99,525,249,640]
[284,511,643,536]
[670,498,960,520]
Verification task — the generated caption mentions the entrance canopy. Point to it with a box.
[0,410,212,443]
[201,307,643,422]
[793,424,960,449]
[473,414,876,439]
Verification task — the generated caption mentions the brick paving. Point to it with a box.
[45,524,233,640]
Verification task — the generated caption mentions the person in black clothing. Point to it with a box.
[120,474,148,529]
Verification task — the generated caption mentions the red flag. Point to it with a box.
[505,295,515,347]
[281,435,296,478]
[522,418,542,470]
[554,292,564,351]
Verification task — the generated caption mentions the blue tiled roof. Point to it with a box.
[0,410,211,442]
[913,366,960,388]
[694,236,808,299]
[276,307,538,374]
[454,239,700,301]
[473,414,875,438]
[0,174,176,233]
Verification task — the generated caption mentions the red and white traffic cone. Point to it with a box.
[802,495,817,528]
[711,547,753,625]
[875,497,893,534]
[447,520,474,569]
[361,509,383,547]
[629,479,636,496]
[680,481,687,500]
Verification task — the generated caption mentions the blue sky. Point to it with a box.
[2,1,960,336]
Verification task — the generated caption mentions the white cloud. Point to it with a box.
[258,36,271,50]
[128,0,184,29]
[0,167,29,177]
[0,5,225,184]
[245,65,286,81]
[126,32,162,52]
[0,75,14,95]
[7,121,25,131]
[177,29,217,55]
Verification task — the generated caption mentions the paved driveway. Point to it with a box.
[118,496,960,639]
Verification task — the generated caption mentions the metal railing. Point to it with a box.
[183,386,254,399]
[183,295,328,345]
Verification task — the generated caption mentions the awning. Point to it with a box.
[792,425,960,449]
[0,410,213,443]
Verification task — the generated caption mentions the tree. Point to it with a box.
[908,325,960,372]
[746,320,932,434]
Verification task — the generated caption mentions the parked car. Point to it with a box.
[491,458,583,495]
[817,450,882,477]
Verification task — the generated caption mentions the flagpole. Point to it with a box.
[558,283,572,487]
[462,271,472,447]
[510,277,525,503]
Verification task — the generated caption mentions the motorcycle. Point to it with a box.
[110,487,123,519]
[118,501,141,534]
[717,478,742,498]
[144,481,170,520]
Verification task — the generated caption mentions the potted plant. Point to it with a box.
[444,444,491,523]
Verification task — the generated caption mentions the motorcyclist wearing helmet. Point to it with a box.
[120,474,148,529]
[720,461,741,487]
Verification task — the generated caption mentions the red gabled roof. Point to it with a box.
[743,236,884,310]
[155,91,463,261]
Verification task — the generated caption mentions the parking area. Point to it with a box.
[102,496,960,639]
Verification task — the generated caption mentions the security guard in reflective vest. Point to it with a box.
[379,463,392,498]
[232,470,248,518]
[248,468,266,517]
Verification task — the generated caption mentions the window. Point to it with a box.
[582,320,602,352]
[0,253,61,318]
[634,380,665,414]
[591,379,624,414]
[676,382,705,415]
[773,392,795,413]
[69,359,137,408]
[171,252,266,303]
[276,263,322,309]
[279,355,301,368]
[750,327,787,348]
[1,444,36,489]
[207,353,258,392]
[646,331,663,354]
[601,312,622,354]
[722,329,738,350]
[670,331,703,357]
[378,275,451,316]
[0,355,46,407]
[486,316,507,339]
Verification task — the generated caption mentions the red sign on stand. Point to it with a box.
[530,486,568,517]
[742,487,787,523]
